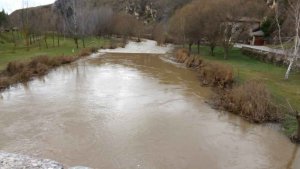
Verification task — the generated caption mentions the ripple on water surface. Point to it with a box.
[0,54,299,169]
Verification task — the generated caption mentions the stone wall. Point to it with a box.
[241,47,300,70]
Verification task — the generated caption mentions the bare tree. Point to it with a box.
[215,0,267,59]
[21,0,30,51]
[54,0,80,49]
[112,13,136,40]
[81,6,114,38]
[94,7,114,37]
[168,1,205,53]
[152,23,166,45]
[202,7,221,56]
[275,0,300,80]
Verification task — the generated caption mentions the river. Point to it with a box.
[0,42,299,169]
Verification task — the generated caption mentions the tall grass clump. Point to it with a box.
[220,80,281,123]
[0,56,74,91]
[175,49,234,88]
[198,61,234,89]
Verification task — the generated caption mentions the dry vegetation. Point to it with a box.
[0,47,96,91]
[175,48,281,123]
[175,48,234,89]
[218,81,282,123]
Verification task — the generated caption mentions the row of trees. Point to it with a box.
[5,0,146,50]
[168,0,266,59]
[54,0,145,49]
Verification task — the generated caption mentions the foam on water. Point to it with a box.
[99,40,174,54]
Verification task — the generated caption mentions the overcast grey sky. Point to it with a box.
[0,0,55,14]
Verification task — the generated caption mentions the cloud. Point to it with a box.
[0,0,55,14]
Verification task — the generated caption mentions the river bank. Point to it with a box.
[173,47,300,143]
[0,36,112,71]
[0,47,96,92]
[0,37,127,92]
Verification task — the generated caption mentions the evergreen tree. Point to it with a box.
[0,9,8,27]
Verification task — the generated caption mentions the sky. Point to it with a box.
[0,0,55,14]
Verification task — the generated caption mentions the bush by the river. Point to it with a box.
[174,48,280,123]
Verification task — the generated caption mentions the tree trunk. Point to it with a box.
[11,30,16,48]
[285,59,294,80]
[44,36,48,49]
[197,41,200,54]
[82,38,85,48]
[188,43,192,55]
[74,38,79,49]
[38,39,41,49]
[210,46,215,56]
[224,46,229,59]
[25,33,29,51]
[52,32,55,47]
[297,112,300,140]
[57,34,60,47]
[29,35,32,45]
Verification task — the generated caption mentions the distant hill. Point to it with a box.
[9,4,57,32]
[9,0,192,31]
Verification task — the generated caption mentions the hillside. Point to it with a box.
[9,4,58,32]
[9,0,191,30]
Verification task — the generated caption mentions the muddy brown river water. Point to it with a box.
[0,53,299,169]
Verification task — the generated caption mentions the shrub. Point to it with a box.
[174,49,233,88]
[0,77,10,90]
[6,61,25,75]
[90,47,98,53]
[175,48,190,63]
[59,56,75,64]
[185,55,203,68]
[15,69,33,82]
[0,55,79,91]
[34,63,49,75]
[79,48,92,57]
[198,61,234,88]
[220,80,281,123]
[30,56,50,67]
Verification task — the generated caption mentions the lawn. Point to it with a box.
[192,46,300,135]
[0,32,111,70]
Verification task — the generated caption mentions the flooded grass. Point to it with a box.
[0,47,96,91]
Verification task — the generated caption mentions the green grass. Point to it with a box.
[191,46,300,136]
[0,33,111,70]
